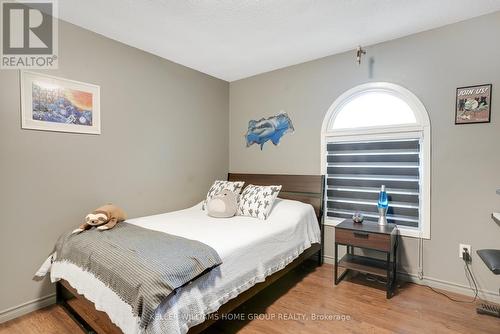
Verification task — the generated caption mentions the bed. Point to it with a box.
[54,173,324,334]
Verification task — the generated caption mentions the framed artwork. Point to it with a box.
[455,84,492,125]
[21,71,101,134]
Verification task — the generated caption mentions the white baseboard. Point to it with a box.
[322,256,500,304]
[323,254,335,265]
[399,271,500,304]
[0,294,56,324]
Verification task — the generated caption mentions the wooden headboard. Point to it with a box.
[227,173,325,221]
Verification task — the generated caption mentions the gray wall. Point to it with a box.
[230,12,500,296]
[0,21,229,314]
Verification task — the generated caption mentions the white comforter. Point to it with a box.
[50,198,321,334]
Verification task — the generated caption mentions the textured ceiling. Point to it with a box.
[59,0,500,81]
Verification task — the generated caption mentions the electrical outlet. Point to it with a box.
[459,244,471,259]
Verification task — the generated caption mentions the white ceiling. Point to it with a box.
[59,0,500,82]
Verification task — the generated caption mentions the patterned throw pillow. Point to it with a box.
[237,184,282,220]
[202,180,245,210]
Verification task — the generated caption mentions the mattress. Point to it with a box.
[50,198,321,334]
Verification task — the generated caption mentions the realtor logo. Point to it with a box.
[1,0,58,69]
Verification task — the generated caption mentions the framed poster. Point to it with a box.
[21,71,101,134]
[455,84,492,125]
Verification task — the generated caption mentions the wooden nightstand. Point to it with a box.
[334,219,399,298]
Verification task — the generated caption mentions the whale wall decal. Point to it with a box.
[245,112,294,150]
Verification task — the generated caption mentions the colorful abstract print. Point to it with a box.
[32,82,93,126]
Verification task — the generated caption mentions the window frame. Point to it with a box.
[321,82,431,239]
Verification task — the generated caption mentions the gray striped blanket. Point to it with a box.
[54,222,222,329]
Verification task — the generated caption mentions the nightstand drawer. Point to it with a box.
[335,228,391,251]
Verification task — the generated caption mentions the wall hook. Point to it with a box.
[356,46,366,65]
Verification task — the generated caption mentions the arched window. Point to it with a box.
[321,82,431,238]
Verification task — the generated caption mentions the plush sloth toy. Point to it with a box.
[72,204,127,234]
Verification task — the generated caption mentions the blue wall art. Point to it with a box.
[245,112,294,149]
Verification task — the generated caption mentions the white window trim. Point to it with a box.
[321,82,431,239]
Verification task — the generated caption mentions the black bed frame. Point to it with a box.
[57,173,325,333]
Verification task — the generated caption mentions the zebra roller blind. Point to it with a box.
[326,139,421,228]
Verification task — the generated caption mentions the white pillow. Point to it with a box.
[237,184,282,220]
[206,190,238,218]
[202,180,244,210]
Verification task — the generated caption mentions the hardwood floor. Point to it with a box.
[0,304,82,334]
[1,262,498,334]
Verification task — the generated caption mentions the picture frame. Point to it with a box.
[20,71,101,134]
[455,84,492,125]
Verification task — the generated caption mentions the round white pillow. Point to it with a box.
[207,190,238,218]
